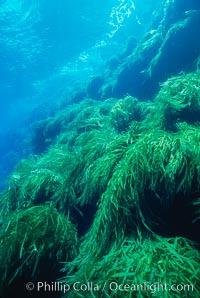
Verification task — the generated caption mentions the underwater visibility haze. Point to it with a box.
[0,0,158,189]
[0,0,200,297]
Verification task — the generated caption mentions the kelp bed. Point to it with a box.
[0,71,200,297]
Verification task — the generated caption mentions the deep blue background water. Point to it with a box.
[0,0,161,189]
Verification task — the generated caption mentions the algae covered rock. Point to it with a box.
[1,69,200,298]
[98,0,200,100]
[0,146,74,215]
[110,95,146,132]
[155,71,200,130]
[0,204,78,296]
[62,236,200,298]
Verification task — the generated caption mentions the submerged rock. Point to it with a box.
[98,0,200,101]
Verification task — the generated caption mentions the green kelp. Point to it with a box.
[0,70,200,297]
[60,124,200,278]
[1,97,144,214]
[153,71,200,131]
[0,205,78,295]
[62,236,200,298]
[110,96,148,133]
[32,98,115,154]
[0,145,76,215]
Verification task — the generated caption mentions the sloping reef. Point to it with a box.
[0,1,200,297]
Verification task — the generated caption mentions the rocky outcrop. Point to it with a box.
[89,0,200,101]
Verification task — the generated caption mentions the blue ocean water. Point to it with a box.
[0,0,161,189]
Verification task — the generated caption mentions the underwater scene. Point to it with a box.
[0,0,200,297]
